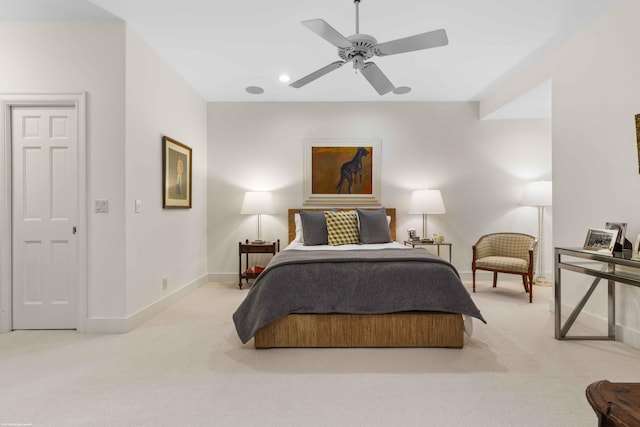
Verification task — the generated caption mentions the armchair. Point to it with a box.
[472,232,538,303]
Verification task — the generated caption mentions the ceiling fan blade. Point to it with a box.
[376,28,448,56]
[289,61,346,88]
[302,19,352,49]
[361,62,394,95]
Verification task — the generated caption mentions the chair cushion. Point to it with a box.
[475,256,529,274]
[487,234,534,260]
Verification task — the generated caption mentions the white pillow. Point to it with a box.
[294,213,303,243]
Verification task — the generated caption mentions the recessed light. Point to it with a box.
[279,74,290,83]
[393,86,411,95]
[245,86,264,95]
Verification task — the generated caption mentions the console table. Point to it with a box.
[554,247,640,340]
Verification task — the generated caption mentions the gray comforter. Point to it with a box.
[233,248,485,343]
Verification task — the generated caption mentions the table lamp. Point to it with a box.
[408,189,446,241]
[241,191,275,243]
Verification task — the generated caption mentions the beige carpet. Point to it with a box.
[0,280,639,426]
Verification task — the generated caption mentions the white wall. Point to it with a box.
[0,21,128,322]
[124,26,208,317]
[554,0,640,346]
[482,0,640,346]
[207,102,551,280]
[0,21,209,332]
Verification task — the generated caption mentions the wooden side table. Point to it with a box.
[403,240,452,262]
[238,239,279,289]
[586,380,640,426]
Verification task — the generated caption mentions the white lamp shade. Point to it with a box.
[408,189,446,214]
[240,191,275,214]
[521,181,552,206]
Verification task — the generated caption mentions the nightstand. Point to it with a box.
[238,239,279,289]
[404,240,452,262]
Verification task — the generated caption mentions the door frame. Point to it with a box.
[0,92,87,333]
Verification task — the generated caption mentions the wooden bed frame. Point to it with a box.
[253,208,464,349]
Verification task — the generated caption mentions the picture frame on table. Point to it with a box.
[633,234,640,260]
[605,222,627,245]
[407,228,417,240]
[583,228,619,253]
[162,136,192,208]
[303,139,381,206]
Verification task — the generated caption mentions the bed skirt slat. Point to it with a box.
[254,312,463,349]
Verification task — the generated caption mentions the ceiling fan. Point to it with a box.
[289,0,449,95]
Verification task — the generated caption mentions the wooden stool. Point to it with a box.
[585,380,640,426]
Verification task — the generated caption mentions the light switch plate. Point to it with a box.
[135,199,142,213]
[95,199,108,213]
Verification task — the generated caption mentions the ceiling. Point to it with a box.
[1,0,619,105]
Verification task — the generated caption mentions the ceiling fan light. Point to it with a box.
[393,86,411,94]
[294,2,447,95]
[245,86,264,95]
[279,74,290,82]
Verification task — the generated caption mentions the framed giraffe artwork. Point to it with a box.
[162,136,192,208]
[303,139,381,206]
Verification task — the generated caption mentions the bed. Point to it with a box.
[233,208,485,349]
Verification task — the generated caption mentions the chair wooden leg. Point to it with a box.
[522,275,529,292]
[472,269,476,293]
[529,274,533,303]
[493,272,497,287]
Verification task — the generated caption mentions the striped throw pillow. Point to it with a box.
[324,210,360,246]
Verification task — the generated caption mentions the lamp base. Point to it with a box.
[251,239,265,244]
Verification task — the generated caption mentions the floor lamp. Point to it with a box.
[408,189,446,241]
[241,191,275,243]
[521,181,552,285]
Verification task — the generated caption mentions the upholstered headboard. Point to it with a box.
[287,208,397,243]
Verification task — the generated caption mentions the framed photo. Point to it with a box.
[303,139,381,205]
[407,228,417,240]
[605,222,627,244]
[634,234,640,260]
[583,228,618,253]
[162,136,192,208]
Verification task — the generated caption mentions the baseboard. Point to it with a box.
[552,301,640,349]
[459,270,554,282]
[208,272,237,283]
[82,273,209,333]
[617,323,640,349]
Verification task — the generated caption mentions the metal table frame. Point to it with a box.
[555,247,640,340]
[403,241,452,262]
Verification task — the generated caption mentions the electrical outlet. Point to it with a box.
[162,277,168,291]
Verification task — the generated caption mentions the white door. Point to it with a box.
[12,106,78,329]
